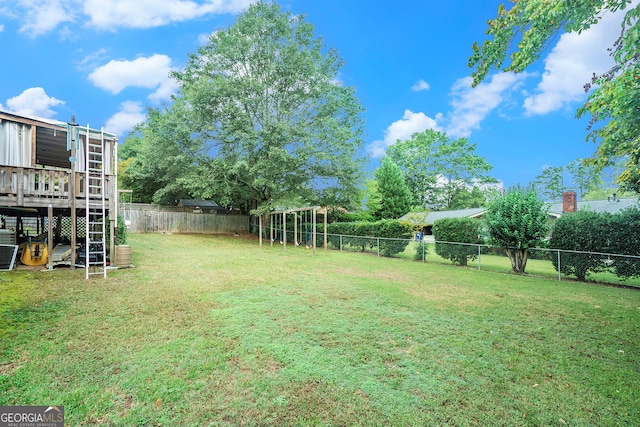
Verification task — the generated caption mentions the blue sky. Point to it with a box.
[0,0,631,188]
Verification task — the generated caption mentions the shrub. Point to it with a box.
[377,219,412,256]
[484,186,549,273]
[549,210,610,281]
[608,207,640,279]
[433,217,482,266]
[324,220,411,256]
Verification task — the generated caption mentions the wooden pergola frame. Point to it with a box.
[258,206,327,255]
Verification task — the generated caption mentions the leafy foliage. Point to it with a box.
[123,2,366,212]
[386,129,495,210]
[608,207,640,278]
[371,158,412,220]
[470,0,640,194]
[433,217,482,266]
[119,105,202,205]
[533,166,564,201]
[549,207,640,280]
[549,210,611,280]
[484,186,549,273]
[566,158,604,198]
[324,220,411,256]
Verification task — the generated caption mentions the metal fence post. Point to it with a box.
[422,241,425,263]
[377,238,380,257]
[478,244,481,271]
[340,235,343,251]
[557,250,561,282]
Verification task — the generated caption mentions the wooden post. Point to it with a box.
[69,123,77,268]
[312,208,317,255]
[17,168,24,206]
[30,124,36,167]
[294,212,297,249]
[324,208,327,254]
[282,211,286,251]
[259,215,263,247]
[47,205,53,269]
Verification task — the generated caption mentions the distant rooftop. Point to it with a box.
[177,199,220,208]
[549,197,638,215]
[400,197,639,225]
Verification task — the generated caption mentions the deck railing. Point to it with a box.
[0,166,113,205]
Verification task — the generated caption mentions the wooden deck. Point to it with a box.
[0,166,114,209]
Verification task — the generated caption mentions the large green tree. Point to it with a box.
[127,2,366,212]
[386,129,495,210]
[371,157,412,220]
[484,186,549,274]
[119,103,204,205]
[469,0,640,193]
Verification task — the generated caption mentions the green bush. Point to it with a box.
[549,210,610,281]
[608,207,640,279]
[324,220,411,256]
[116,214,128,245]
[433,217,482,266]
[106,214,128,245]
[377,219,412,256]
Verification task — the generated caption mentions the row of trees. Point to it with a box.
[532,159,602,201]
[363,129,498,221]
[531,160,637,201]
[119,0,639,227]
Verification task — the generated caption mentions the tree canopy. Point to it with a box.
[469,0,640,193]
[386,129,495,210]
[121,2,366,213]
[533,166,564,201]
[370,157,412,220]
[484,186,549,274]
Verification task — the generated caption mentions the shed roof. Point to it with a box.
[177,199,220,208]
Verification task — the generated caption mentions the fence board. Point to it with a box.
[122,205,249,234]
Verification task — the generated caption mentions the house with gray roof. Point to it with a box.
[400,191,639,240]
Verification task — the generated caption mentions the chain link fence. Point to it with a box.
[253,224,640,288]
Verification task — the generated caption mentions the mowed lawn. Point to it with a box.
[1,233,639,426]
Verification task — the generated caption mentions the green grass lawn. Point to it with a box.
[1,233,639,426]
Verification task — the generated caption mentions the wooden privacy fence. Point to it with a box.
[122,204,249,234]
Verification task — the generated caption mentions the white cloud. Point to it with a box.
[5,0,251,36]
[446,72,530,138]
[198,32,214,45]
[88,54,175,95]
[0,24,5,32]
[368,110,442,158]
[411,79,430,92]
[148,78,180,103]
[16,0,75,37]
[104,101,146,137]
[83,0,252,30]
[523,6,629,116]
[77,48,110,71]
[6,87,64,118]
